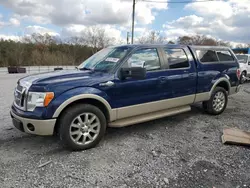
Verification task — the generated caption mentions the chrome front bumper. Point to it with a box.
[10,111,56,136]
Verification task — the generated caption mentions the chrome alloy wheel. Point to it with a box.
[212,91,225,112]
[69,113,101,145]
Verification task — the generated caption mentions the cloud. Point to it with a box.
[1,0,249,45]
[0,15,21,28]
[9,18,20,26]
[61,24,124,44]
[163,0,250,43]
[0,35,21,41]
[185,0,233,19]
[0,0,167,27]
[24,25,60,36]
[164,15,204,29]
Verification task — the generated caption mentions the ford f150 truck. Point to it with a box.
[10,44,241,150]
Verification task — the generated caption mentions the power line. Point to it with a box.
[141,0,216,3]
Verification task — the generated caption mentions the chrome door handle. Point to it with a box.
[99,81,115,87]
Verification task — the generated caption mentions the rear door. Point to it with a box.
[160,46,197,102]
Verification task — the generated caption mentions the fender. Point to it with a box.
[194,76,231,103]
[47,87,116,121]
[209,76,231,97]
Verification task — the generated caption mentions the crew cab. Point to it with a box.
[236,54,250,83]
[10,44,241,150]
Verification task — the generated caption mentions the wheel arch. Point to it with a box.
[242,70,247,75]
[53,94,116,121]
[209,77,230,97]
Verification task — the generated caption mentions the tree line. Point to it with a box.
[0,26,116,67]
[0,28,248,67]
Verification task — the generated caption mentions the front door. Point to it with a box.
[108,47,171,119]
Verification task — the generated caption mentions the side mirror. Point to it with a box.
[120,67,146,80]
[248,61,250,65]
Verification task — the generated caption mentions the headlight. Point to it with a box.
[27,92,54,111]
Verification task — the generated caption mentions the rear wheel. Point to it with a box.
[59,104,107,151]
[202,87,228,115]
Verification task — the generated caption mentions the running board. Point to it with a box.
[109,106,191,127]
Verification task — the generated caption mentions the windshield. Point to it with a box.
[78,46,131,72]
[236,55,248,64]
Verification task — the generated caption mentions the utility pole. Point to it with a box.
[131,0,136,44]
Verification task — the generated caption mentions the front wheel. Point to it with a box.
[202,87,228,115]
[59,104,107,151]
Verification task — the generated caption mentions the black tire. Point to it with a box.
[203,87,228,115]
[240,72,246,84]
[59,104,107,151]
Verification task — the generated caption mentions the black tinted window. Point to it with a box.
[196,50,219,63]
[217,51,234,61]
[127,48,160,71]
[164,49,189,69]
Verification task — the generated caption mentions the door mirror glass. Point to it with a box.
[120,67,146,80]
[126,48,161,71]
[130,60,145,68]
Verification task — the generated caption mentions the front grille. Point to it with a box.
[14,85,26,109]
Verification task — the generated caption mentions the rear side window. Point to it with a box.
[216,51,234,61]
[196,50,218,63]
[164,48,189,69]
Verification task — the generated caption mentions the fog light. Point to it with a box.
[27,123,35,132]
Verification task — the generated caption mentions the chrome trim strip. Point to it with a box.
[194,92,210,102]
[14,84,27,110]
[116,95,195,120]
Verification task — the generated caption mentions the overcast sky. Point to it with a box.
[0,0,249,44]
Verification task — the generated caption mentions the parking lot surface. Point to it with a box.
[0,74,250,188]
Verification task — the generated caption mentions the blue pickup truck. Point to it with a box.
[11,44,241,150]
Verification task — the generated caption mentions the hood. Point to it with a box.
[18,70,114,91]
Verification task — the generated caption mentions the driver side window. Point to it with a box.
[124,48,161,71]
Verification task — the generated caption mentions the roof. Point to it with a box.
[112,44,186,48]
[111,44,231,50]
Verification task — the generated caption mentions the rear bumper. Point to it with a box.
[10,110,56,136]
[230,85,242,95]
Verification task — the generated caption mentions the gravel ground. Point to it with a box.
[0,74,250,188]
